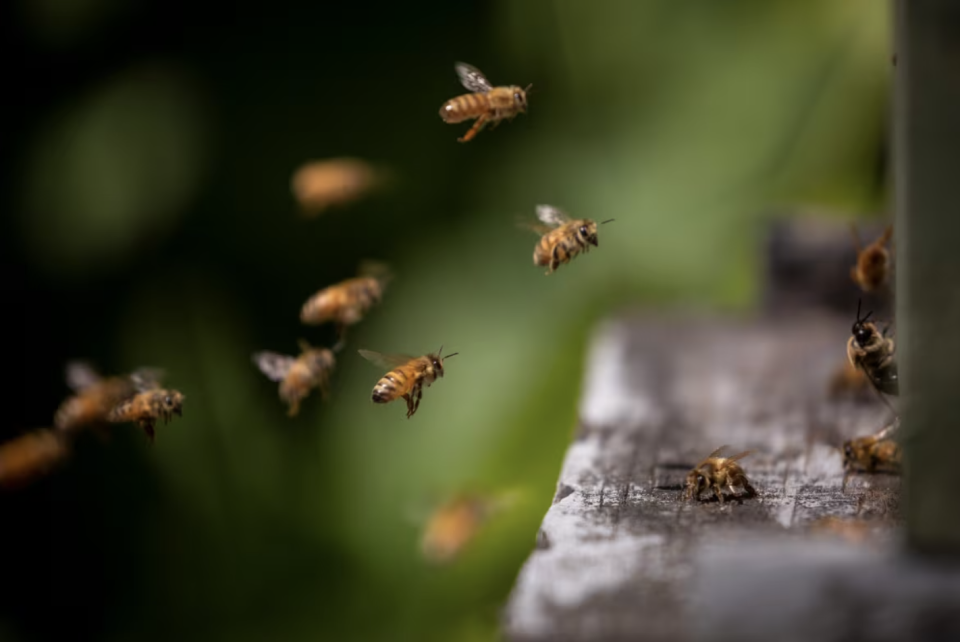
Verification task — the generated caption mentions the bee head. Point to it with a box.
[433,346,459,377]
[685,470,706,497]
[514,84,531,112]
[578,220,600,247]
[309,348,335,371]
[841,441,855,467]
[161,390,185,417]
[851,299,876,347]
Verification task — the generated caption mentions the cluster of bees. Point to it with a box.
[684,223,899,503]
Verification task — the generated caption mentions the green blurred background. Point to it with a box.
[4,1,889,641]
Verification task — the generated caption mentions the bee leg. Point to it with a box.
[550,246,561,273]
[713,484,725,503]
[742,482,758,498]
[288,399,300,417]
[141,419,156,444]
[403,394,415,418]
[458,115,489,143]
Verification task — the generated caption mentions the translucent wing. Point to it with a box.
[699,445,728,465]
[357,259,393,283]
[65,361,101,392]
[455,62,493,93]
[358,349,417,370]
[130,368,164,392]
[725,450,754,462]
[252,351,296,382]
[515,215,552,236]
[536,204,571,227]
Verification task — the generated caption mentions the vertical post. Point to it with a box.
[897,0,960,555]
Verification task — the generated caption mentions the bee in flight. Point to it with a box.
[107,386,184,444]
[850,223,893,293]
[439,62,530,143]
[0,429,72,490]
[684,446,757,503]
[290,157,386,217]
[847,300,898,398]
[253,339,338,417]
[53,361,163,435]
[524,204,613,274]
[419,491,519,564]
[300,261,392,341]
[359,346,458,418]
[842,421,901,474]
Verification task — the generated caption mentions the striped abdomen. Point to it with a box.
[54,380,135,433]
[533,225,587,269]
[440,93,492,123]
[301,277,383,325]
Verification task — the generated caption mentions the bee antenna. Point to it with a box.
[600,219,615,225]
[524,83,533,95]
[443,352,460,360]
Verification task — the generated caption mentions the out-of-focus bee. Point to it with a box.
[847,300,898,397]
[850,223,893,293]
[253,339,338,417]
[439,62,530,143]
[809,517,874,544]
[827,358,873,401]
[842,422,901,474]
[53,362,161,435]
[524,205,613,275]
[420,492,517,564]
[0,429,71,490]
[359,346,458,418]
[684,446,758,503]
[300,261,392,340]
[290,157,385,217]
[107,387,184,443]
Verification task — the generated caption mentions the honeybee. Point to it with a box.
[684,446,758,503]
[850,223,893,293]
[359,346,458,418]
[842,422,901,474]
[0,429,71,490]
[53,361,162,435]
[809,517,873,544]
[439,62,530,143]
[420,492,513,564]
[107,388,185,443]
[252,339,337,417]
[525,204,614,274]
[847,300,898,397]
[300,261,391,340]
[827,358,873,401]
[290,157,384,217]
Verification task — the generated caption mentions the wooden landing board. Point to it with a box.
[503,312,902,642]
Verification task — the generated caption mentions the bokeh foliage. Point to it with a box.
[4,1,888,641]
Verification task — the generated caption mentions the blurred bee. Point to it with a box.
[253,339,338,417]
[420,492,518,564]
[842,422,901,474]
[300,261,391,340]
[850,223,893,293]
[0,429,71,490]
[684,446,757,503]
[359,346,458,418]
[439,62,530,143]
[847,300,898,397]
[291,157,385,217]
[827,358,873,401]
[525,205,614,275]
[54,361,162,435]
[809,517,873,544]
[107,388,184,443]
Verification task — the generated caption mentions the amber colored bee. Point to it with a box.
[827,358,873,401]
[684,446,758,503]
[0,429,71,490]
[850,223,893,293]
[300,261,391,339]
[359,346,458,418]
[523,205,614,275]
[439,62,531,143]
[842,422,901,474]
[53,362,161,435]
[107,388,185,443]
[290,157,384,217]
[847,300,898,397]
[809,517,874,544]
[419,492,517,564]
[253,339,337,417]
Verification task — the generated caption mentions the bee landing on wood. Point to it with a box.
[524,204,613,275]
[439,62,530,143]
[359,346,458,418]
[107,388,184,443]
[300,261,392,341]
[684,446,757,503]
[842,421,901,474]
[846,300,898,398]
[849,223,893,293]
[53,361,162,435]
[253,339,338,417]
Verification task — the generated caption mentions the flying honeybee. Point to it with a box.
[0,429,71,490]
[290,157,385,217]
[300,261,391,340]
[842,422,901,474]
[809,517,874,544]
[419,492,518,564]
[253,339,337,417]
[107,388,184,443]
[359,346,458,418]
[684,446,758,503]
[850,223,893,293]
[439,62,530,143]
[847,300,898,397]
[53,362,162,435]
[525,205,614,275]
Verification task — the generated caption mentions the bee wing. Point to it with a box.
[536,204,571,228]
[725,450,754,462]
[358,349,417,370]
[65,361,101,392]
[252,351,297,382]
[357,259,393,282]
[455,62,493,93]
[699,445,729,464]
[130,367,164,391]
[515,215,552,236]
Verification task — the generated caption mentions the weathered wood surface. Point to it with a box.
[503,312,907,642]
